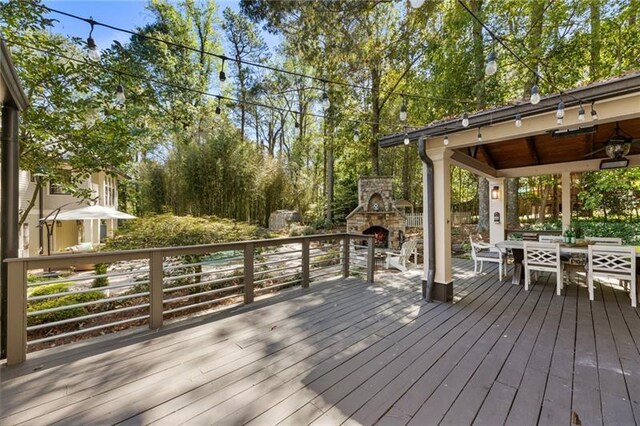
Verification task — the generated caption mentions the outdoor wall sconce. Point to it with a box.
[491,185,500,200]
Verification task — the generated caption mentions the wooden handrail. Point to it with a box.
[4,233,375,365]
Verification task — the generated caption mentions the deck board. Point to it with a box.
[2,259,640,426]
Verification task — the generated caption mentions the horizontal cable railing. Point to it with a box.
[5,233,374,365]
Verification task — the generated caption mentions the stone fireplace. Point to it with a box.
[346,176,406,249]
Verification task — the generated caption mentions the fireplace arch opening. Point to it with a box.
[363,226,389,248]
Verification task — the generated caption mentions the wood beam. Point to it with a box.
[526,137,541,165]
[470,145,479,158]
[479,144,496,169]
[449,150,498,178]
[498,154,640,177]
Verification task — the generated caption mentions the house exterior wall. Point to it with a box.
[15,170,120,257]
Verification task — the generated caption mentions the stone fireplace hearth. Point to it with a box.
[346,176,406,249]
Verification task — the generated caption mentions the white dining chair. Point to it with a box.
[469,235,507,280]
[524,242,563,295]
[585,237,622,245]
[588,244,636,307]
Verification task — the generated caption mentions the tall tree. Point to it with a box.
[222,8,269,140]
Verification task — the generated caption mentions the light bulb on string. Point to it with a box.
[477,129,483,143]
[353,129,360,142]
[215,96,221,115]
[219,57,226,82]
[515,113,522,128]
[86,19,100,61]
[321,90,330,111]
[556,100,565,119]
[578,104,585,122]
[404,132,410,146]
[591,102,599,120]
[485,51,497,77]
[443,135,449,146]
[409,0,426,8]
[530,84,541,105]
[399,97,407,122]
[115,84,125,105]
[461,112,469,128]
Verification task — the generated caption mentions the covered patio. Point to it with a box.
[380,72,640,302]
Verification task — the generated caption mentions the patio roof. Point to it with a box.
[0,40,28,111]
[379,72,640,177]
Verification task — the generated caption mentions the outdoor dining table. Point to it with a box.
[495,240,640,286]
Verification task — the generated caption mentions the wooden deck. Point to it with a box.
[2,259,640,425]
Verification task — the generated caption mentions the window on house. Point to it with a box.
[105,175,116,206]
[49,183,71,195]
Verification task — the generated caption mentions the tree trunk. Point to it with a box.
[590,0,602,82]
[538,184,551,223]
[470,0,485,109]
[506,177,519,229]
[370,66,381,175]
[402,144,410,200]
[524,0,545,96]
[477,178,490,233]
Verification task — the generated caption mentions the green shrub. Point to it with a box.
[28,282,70,297]
[28,290,105,326]
[93,263,109,288]
[289,225,314,237]
[105,214,265,250]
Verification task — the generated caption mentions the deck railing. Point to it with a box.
[5,233,374,365]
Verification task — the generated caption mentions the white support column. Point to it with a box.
[488,177,506,244]
[561,172,572,231]
[423,147,453,300]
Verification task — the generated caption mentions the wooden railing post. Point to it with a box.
[6,260,27,365]
[149,251,163,329]
[367,236,375,283]
[301,238,310,288]
[342,235,350,279]
[244,242,254,304]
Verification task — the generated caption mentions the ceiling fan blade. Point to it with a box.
[632,138,640,144]
[583,146,607,157]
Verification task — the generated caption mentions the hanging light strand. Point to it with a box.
[86,18,99,61]
[24,0,472,107]
[7,37,403,129]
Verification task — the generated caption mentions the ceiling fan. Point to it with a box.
[584,122,640,159]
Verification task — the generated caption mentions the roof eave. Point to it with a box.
[379,72,640,148]
[1,39,29,111]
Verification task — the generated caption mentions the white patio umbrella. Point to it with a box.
[52,204,136,220]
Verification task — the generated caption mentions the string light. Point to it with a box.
[461,112,469,127]
[215,96,221,114]
[578,103,585,122]
[404,132,410,146]
[556,100,565,125]
[477,128,483,142]
[400,97,407,122]
[515,112,522,128]
[443,135,449,145]
[321,81,330,111]
[115,84,125,104]
[28,0,472,110]
[86,19,99,61]
[485,50,497,77]
[219,57,226,82]
[353,129,360,142]
[530,84,541,105]
[591,102,599,120]
[10,37,401,130]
